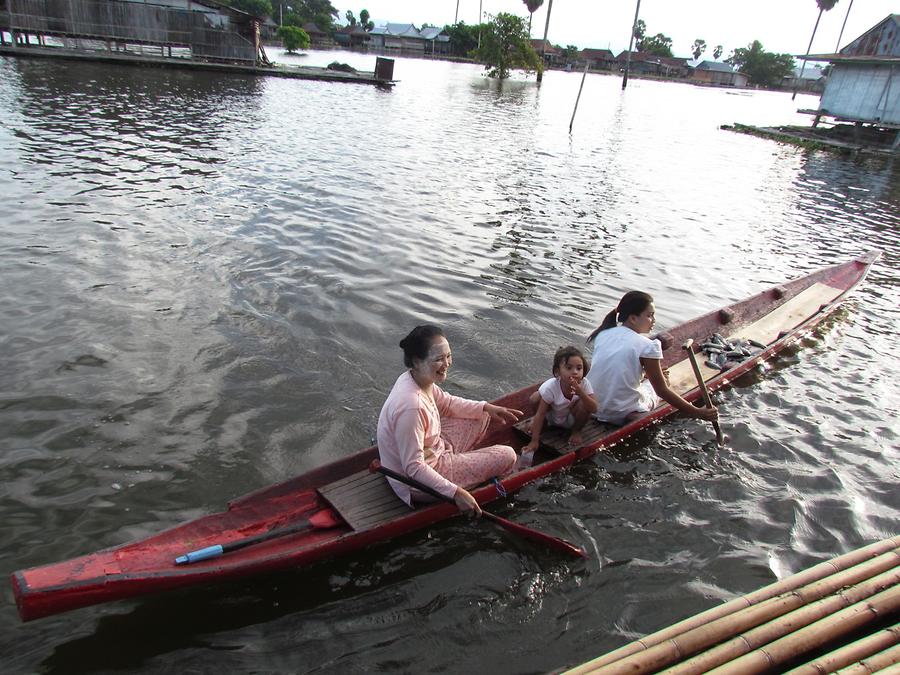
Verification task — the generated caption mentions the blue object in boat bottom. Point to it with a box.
[175,544,224,565]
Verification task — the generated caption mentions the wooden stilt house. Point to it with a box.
[0,0,267,65]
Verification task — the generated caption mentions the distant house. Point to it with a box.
[805,14,899,127]
[369,23,425,52]
[419,26,450,56]
[334,24,370,49]
[302,22,332,48]
[617,51,689,78]
[783,64,827,93]
[579,47,616,71]
[531,39,563,67]
[692,60,749,87]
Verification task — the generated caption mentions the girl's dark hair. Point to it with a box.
[587,291,654,343]
[399,325,445,368]
[552,346,590,376]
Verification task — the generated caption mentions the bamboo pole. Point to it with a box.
[835,642,900,674]
[784,622,899,674]
[705,584,900,674]
[665,567,900,674]
[569,62,589,132]
[563,536,900,674]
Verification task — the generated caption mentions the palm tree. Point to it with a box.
[794,0,839,99]
[523,0,544,34]
[835,0,854,52]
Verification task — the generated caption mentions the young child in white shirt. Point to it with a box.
[523,346,598,454]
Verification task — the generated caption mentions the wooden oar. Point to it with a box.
[174,508,343,565]
[683,338,725,446]
[370,460,587,559]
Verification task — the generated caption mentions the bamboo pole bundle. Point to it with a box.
[784,622,899,674]
[835,642,900,674]
[665,568,900,673]
[564,536,900,675]
[705,584,900,674]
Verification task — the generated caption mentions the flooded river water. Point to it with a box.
[1,49,898,673]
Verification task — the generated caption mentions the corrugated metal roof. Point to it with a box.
[694,60,735,72]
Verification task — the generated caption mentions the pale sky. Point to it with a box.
[333,1,898,59]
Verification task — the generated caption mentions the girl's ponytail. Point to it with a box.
[587,291,654,344]
[587,308,618,343]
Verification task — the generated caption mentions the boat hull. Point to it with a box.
[11,252,880,621]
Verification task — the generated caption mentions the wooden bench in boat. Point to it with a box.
[318,469,411,531]
[513,416,620,454]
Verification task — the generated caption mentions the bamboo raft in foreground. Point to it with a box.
[563,535,900,675]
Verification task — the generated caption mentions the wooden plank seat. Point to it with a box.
[513,416,620,454]
[318,469,411,531]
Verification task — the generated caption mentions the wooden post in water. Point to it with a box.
[569,62,589,132]
[536,0,553,83]
[622,0,641,90]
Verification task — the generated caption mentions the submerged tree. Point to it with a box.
[728,40,795,88]
[691,39,707,60]
[474,12,542,79]
[278,25,311,52]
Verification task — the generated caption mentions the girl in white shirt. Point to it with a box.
[586,291,718,426]
[523,346,598,453]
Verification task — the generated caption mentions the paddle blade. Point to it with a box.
[482,513,588,559]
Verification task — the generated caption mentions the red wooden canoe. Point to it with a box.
[10,252,880,622]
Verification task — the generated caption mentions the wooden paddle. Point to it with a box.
[370,460,588,559]
[174,508,343,565]
[683,338,725,446]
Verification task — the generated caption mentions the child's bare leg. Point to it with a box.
[567,401,591,446]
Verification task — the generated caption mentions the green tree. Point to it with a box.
[691,38,707,60]
[474,12,542,78]
[359,9,374,31]
[278,25,311,52]
[226,0,273,18]
[641,33,673,57]
[522,0,543,33]
[345,10,356,27]
[562,44,579,64]
[728,40,795,88]
[444,21,481,57]
[713,44,723,60]
[633,18,646,50]
[283,0,339,32]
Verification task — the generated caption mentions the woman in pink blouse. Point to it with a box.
[376,325,522,516]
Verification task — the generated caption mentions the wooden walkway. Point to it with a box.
[0,44,395,86]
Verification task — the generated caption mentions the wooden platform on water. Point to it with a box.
[562,535,900,674]
[0,44,394,86]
